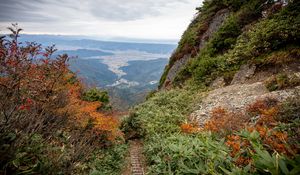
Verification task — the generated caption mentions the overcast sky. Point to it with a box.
[0,0,202,42]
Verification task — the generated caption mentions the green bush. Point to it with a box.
[121,88,201,140]
[252,147,300,175]
[1,134,54,174]
[89,144,128,175]
[210,15,241,54]
[120,112,143,140]
[145,133,232,174]
[226,2,300,65]
[82,88,110,104]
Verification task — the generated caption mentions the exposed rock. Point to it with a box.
[262,1,288,18]
[163,54,192,87]
[231,64,256,85]
[199,9,230,49]
[210,77,225,89]
[189,82,300,127]
[239,62,300,84]
[162,9,230,88]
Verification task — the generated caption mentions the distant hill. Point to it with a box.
[56,49,113,57]
[68,58,118,87]
[121,58,168,85]
[19,34,176,54]
[110,58,168,110]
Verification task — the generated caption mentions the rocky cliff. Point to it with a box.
[158,0,300,126]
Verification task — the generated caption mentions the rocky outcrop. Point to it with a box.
[231,64,256,85]
[210,77,226,89]
[189,60,300,126]
[198,9,230,49]
[163,54,191,87]
[189,81,300,127]
[162,9,230,88]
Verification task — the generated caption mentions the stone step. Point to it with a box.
[129,140,145,175]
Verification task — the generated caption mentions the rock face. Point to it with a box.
[210,77,226,89]
[231,64,256,85]
[163,54,191,87]
[190,81,300,127]
[198,9,230,49]
[162,9,230,88]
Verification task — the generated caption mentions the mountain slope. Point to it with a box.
[160,0,299,88]
[122,0,300,174]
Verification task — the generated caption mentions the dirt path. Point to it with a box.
[122,140,146,175]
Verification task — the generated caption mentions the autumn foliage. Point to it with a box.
[197,96,300,170]
[180,122,200,134]
[204,107,249,134]
[202,97,299,167]
[0,25,121,174]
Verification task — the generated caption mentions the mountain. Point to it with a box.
[68,58,118,87]
[57,49,113,57]
[121,58,168,85]
[122,0,300,174]
[19,35,176,110]
[108,58,168,110]
[19,34,176,54]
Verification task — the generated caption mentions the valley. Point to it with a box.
[19,35,176,110]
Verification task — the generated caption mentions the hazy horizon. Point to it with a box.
[16,33,179,44]
[0,0,203,41]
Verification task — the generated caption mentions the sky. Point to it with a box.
[0,0,202,42]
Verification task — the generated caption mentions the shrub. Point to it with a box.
[180,123,200,134]
[82,88,110,104]
[277,92,300,122]
[89,144,128,175]
[265,73,300,91]
[246,97,279,118]
[225,130,300,174]
[257,47,300,66]
[204,107,249,134]
[210,15,241,54]
[120,112,143,140]
[82,88,112,112]
[145,133,232,174]
[0,25,125,174]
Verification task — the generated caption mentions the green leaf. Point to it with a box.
[279,159,289,174]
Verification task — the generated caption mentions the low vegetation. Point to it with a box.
[122,88,300,174]
[123,0,300,174]
[82,88,112,112]
[264,73,300,91]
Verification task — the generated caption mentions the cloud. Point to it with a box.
[0,0,192,22]
[0,0,201,40]
[88,0,190,21]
